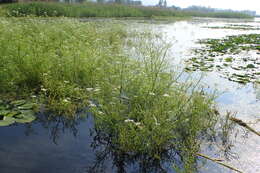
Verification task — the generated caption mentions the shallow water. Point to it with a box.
[0,17,259,173]
[158,17,260,173]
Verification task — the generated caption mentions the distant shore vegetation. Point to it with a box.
[0,2,253,18]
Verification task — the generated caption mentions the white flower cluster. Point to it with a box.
[124,119,142,127]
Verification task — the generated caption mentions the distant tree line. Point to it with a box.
[98,0,142,5]
[183,5,256,16]
[0,0,17,3]
[0,0,142,4]
[157,0,167,7]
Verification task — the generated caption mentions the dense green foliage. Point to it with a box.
[2,2,185,17]
[0,18,219,171]
[1,2,253,18]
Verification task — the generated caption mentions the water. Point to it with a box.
[0,17,259,173]
[158,17,260,173]
[0,113,95,173]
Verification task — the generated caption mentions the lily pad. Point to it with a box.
[225,57,233,62]
[0,110,11,116]
[0,100,37,126]
[0,105,6,110]
[10,100,26,107]
[6,111,20,117]
[186,33,260,85]
[17,103,35,110]
[246,64,255,68]
[231,66,242,70]
[14,111,36,123]
[0,116,15,126]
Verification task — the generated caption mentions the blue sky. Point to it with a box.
[141,0,260,14]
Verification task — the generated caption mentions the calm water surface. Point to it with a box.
[0,17,259,173]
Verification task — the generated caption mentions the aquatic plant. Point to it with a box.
[0,99,36,126]
[201,34,260,54]
[204,25,260,30]
[0,17,220,172]
[88,32,219,172]
[0,17,127,114]
[186,34,260,84]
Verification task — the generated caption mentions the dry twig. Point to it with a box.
[197,153,243,173]
[229,117,260,137]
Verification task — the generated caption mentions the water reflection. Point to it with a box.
[254,83,260,100]
[0,106,249,173]
[87,127,180,173]
[0,111,94,173]
[37,112,81,144]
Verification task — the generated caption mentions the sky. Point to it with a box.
[141,0,260,14]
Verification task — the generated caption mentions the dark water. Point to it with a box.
[0,111,181,173]
[0,113,95,173]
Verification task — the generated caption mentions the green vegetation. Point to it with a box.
[0,17,220,172]
[204,25,260,30]
[225,57,233,62]
[186,34,260,84]
[1,2,253,18]
[0,5,6,16]
[184,10,253,19]
[2,2,187,17]
[0,99,36,126]
[200,34,260,54]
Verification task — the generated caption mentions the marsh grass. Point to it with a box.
[0,17,220,172]
[0,17,127,113]
[1,2,253,19]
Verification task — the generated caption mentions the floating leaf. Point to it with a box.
[6,111,20,117]
[14,110,36,123]
[0,116,15,126]
[246,64,255,68]
[0,110,11,116]
[0,105,7,110]
[10,100,26,107]
[17,103,35,110]
[0,100,37,126]
[225,57,233,62]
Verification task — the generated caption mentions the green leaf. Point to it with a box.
[10,100,26,107]
[17,103,35,110]
[6,111,21,117]
[14,110,36,123]
[0,105,6,110]
[246,64,255,68]
[0,116,15,126]
[0,110,11,116]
